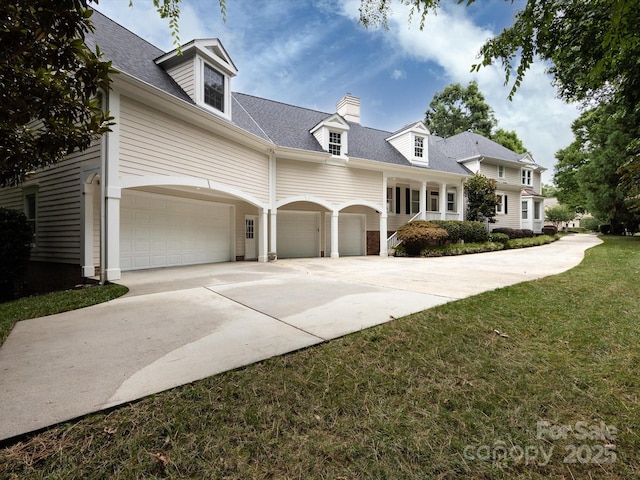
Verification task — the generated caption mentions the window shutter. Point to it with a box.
[395,187,401,214]
[504,195,508,214]
[405,188,410,214]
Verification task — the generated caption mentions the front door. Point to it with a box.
[244,215,257,260]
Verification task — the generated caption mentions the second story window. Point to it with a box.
[521,168,532,186]
[204,64,224,112]
[414,136,424,158]
[329,131,342,156]
[498,165,505,179]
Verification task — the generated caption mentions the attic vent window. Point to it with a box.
[204,64,224,112]
[414,136,424,158]
[329,131,342,156]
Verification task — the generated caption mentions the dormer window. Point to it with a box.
[204,64,224,112]
[414,136,424,158]
[521,168,532,186]
[329,132,342,156]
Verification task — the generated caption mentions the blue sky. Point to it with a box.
[95,0,579,183]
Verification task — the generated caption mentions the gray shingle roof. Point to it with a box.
[87,10,192,103]
[435,131,533,165]
[86,11,472,175]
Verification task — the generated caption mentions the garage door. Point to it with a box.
[325,213,366,256]
[120,190,232,270]
[277,211,320,258]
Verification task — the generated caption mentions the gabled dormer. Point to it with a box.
[386,122,430,167]
[310,113,350,157]
[156,39,238,120]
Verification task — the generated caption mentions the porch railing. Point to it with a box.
[386,212,422,253]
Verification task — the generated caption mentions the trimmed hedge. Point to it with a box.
[430,220,489,243]
[491,227,535,239]
[396,220,448,256]
[0,208,33,300]
[488,232,510,245]
[542,225,558,236]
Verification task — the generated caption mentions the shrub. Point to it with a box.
[0,208,33,300]
[430,220,461,243]
[460,221,489,243]
[488,232,510,245]
[506,235,557,249]
[580,217,600,231]
[542,225,558,236]
[396,220,448,256]
[491,227,535,239]
[422,242,504,257]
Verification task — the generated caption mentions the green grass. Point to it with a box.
[0,284,129,346]
[1,237,639,479]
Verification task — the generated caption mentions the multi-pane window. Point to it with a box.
[447,191,456,212]
[414,136,424,158]
[521,168,532,186]
[386,187,393,213]
[204,64,224,112]
[411,189,420,214]
[328,131,342,156]
[429,191,439,211]
[522,200,529,219]
[245,218,254,239]
[498,165,505,179]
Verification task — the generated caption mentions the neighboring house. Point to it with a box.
[440,132,546,232]
[0,11,543,284]
[543,197,589,229]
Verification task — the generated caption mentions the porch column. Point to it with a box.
[81,179,96,277]
[104,187,121,281]
[458,181,465,220]
[379,212,388,257]
[269,209,277,258]
[439,183,447,220]
[257,208,268,262]
[330,210,339,258]
[420,181,427,220]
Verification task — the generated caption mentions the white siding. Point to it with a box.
[166,60,195,100]
[118,97,270,202]
[492,190,522,230]
[276,158,381,205]
[387,134,411,160]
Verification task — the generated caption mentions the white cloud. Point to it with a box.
[391,69,406,80]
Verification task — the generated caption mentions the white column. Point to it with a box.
[81,179,96,277]
[420,181,427,220]
[439,183,447,220]
[379,212,388,257]
[104,187,121,281]
[269,209,277,258]
[258,208,268,263]
[330,210,339,258]
[103,90,121,282]
[458,181,465,220]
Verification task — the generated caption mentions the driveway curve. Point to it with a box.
[0,234,601,441]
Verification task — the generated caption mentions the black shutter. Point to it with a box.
[405,188,410,214]
[504,195,508,214]
[395,187,401,214]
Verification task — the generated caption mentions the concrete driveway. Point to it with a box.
[0,235,600,442]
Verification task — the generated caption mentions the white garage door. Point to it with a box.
[120,191,232,270]
[325,213,366,256]
[277,211,320,258]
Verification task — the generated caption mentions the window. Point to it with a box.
[534,201,541,220]
[521,168,532,186]
[411,189,420,214]
[429,191,439,212]
[386,187,393,213]
[24,191,37,246]
[498,165,505,179]
[204,64,224,112]
[245,218,254,239]
[522,200,529,219]
[496,193,507,214]
[447,191,456,212]
[414,136,424,158]
[328,131,342,156]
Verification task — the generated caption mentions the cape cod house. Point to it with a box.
[0,11,545,285]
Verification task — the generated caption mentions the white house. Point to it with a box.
[0,11,544,286]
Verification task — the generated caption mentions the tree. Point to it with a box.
[464,173,498,224]
[544,204,575,229]
[541,183,559,198]
[491,128,527,154]
[0,0,113,187]
[424,81,496,138]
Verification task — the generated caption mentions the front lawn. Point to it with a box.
[1,236,638,479]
